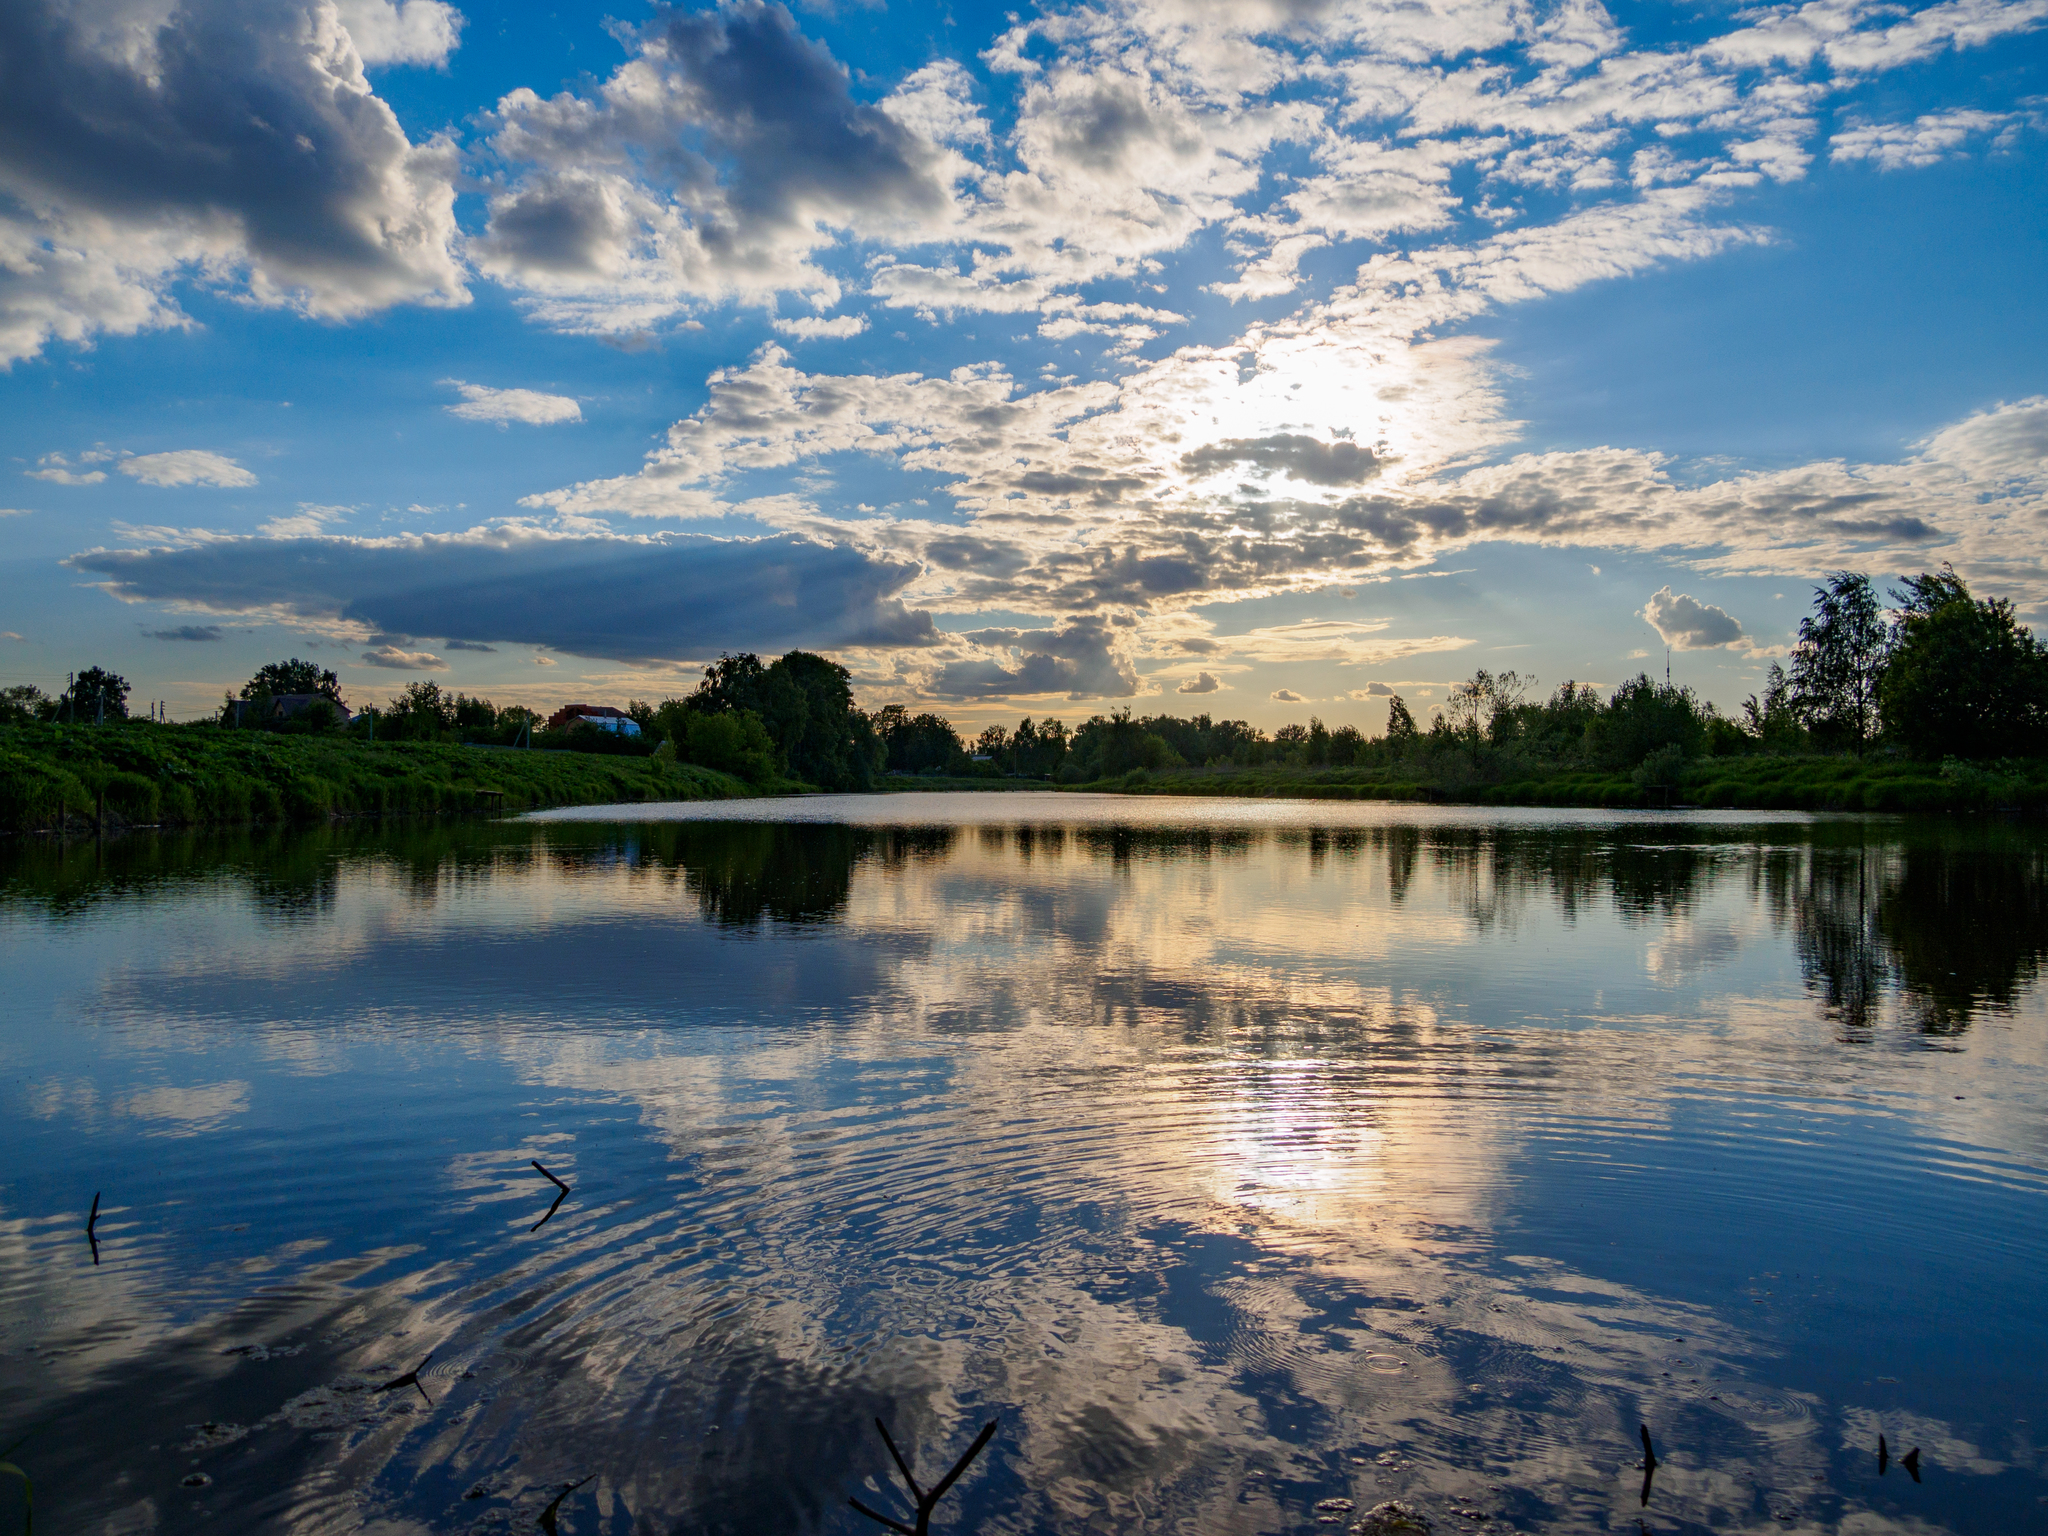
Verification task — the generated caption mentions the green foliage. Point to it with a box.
[0,686,51,725]
[1881,567,2048,760]
[1789,571,1888,751]
[62,667,129,723]
[685,651,881,789]
[1384,695,1418,741]
[241,658,342,702]
[1588,673,1709,769]
[1068,710,1182,778]
[385,680,453,740]
[0,721,756,833]
[875,704,966,773]
[675,709,778,782]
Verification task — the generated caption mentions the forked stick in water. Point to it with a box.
[849,1417,998,1536]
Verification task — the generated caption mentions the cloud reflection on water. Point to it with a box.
[0,807,2044,1535]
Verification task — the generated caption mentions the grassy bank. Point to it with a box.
[0,721,762,834]
[1072,755,2048,812]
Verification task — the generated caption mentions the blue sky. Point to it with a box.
[2,0,2044,731]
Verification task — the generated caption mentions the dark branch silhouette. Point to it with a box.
[375,1352,435,1406]
[538,1474,594,1536]
[530,1161,572,1232]
[849,1417,998,1536]
[1878,1434,1888,1475]
[1902,1446,1921,1483]
[1637,1422,1658,1507]
[86,1191,100,1267]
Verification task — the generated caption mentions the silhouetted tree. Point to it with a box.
[1880,565,2048,760]
[1788,572,1888,751]
[242,659,342,702]
[65,667,130,722]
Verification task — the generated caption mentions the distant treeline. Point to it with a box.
[7,565,2041,799]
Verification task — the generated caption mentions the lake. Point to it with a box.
[1,794,2042,1536]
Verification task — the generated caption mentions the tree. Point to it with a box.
[874,704,966,774]
[1384,695,1418,742]
[65,667,130,722]
[676,709,778,782]
[385,680,453,739]
[1880,566,2048,759]
[1590,674,1708,769]
[242,658,342,702]
[1788,572,1888,751]
[0,684,51,724]
[1739,663,1804,752]
[690,652,880,789]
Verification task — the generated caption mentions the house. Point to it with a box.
[545,703,641,737]
[272,692,352,724]
[227,693,351,727]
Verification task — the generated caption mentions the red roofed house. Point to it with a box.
[545,703,641,737]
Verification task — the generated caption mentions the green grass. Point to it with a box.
[1068,756,2048,812]
[0,721,766,834]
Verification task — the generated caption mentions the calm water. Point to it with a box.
[1,794,2043,1536]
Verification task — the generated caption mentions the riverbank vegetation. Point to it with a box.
[0,722,753,834]
[8,565,2044,825]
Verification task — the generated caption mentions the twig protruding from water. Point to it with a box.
[1878,1434,1888,1475]
[849,1417,999,1536]
[86,1193,100,1267]
[1637,1422,1659,1507]
[537,1474,593,1535]
[1901,1447,1921,1483]
[530,1162,571,1233]
[375,1353,435,1406]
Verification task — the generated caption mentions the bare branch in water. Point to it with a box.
[849,1417,998,1536]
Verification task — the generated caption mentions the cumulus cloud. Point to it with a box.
[68,527,941,665]
[444,638,497,652]
[1179,434,1382,487]
[333,0,463,67]
[0,0,465,365]
[1641,586,1746,649]
[927,614,1138,698]
[144,624,224,641]
[1176,670,1221,694]
[1352,682,1395,698]
[362,644,445,669]
[473,2,972,331]
[120,451,257,488]
[443,381,583,425]
[771,314,869,340]
[1270,688,1306,703]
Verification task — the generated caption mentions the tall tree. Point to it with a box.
[1788,572,1888,751]
[1384,695,1418,742]
[242,658,342,701]
[65,667,130,722]
[1880,566,2048,759]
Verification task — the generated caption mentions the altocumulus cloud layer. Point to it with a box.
[13,0,2048,699]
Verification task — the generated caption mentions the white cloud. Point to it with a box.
[1269,688,1306,703]
[1830,108,2023,169]
[260,504,352,537]
[443,381,583,425]
[120,451,257,489]
[333,0,464,67]
[0,0,466,365]
[361,644,446,669]
[1641,586,1746,649]
[27,458,106,485]
[771,314,870,340]
[1176,670,1222,694]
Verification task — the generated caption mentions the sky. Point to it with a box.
[2,0,2045,733]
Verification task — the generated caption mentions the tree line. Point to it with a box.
[7,566,2040,784]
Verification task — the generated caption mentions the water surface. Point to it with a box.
[1,794,2043,1535]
